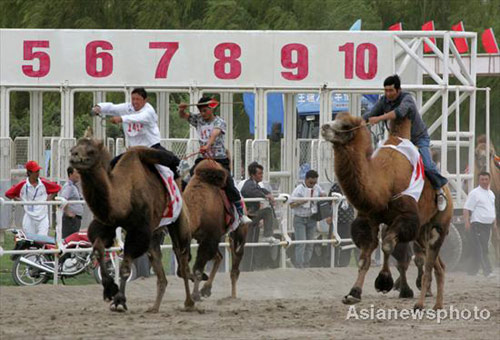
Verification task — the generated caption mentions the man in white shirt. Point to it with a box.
[5,161,61,236]
[92,87,180,176]
[290,170,325,268]
[464,171,497,278]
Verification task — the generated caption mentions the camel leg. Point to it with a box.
[229,224,247,298]
[343,217,378,305]
[168,211,195,310]
[200,250,223,298]
[432,256,446,310]
[111,229,151,312]
[145,231,168,313]
[415,226,445,310]
[88,219,118,302]
[392,243,414,298]
[192,238,219,302]
[413,242,432,296]
[375,229,396,294]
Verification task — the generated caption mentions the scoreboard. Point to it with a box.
[0,29,394,88]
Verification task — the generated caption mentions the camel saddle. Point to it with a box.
[219,189,240,232]
[494,155,500,171]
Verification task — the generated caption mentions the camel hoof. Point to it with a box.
[433,304,443,311]
[399,286,414,299]
[200,285,212,298]
[145,307,159,313]
[342,295,361,305]
[413,303,424,311]
[375,272,394,293]
[192,292,201,302]
[110,302,128,313]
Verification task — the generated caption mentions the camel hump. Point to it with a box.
[194,160,228,188]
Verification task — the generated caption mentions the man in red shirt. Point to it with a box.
[5,161,61,236]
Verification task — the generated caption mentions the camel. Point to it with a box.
[474,139,500,267]
[182,159,248,301]
[321,113,453,310]
[69,134,194,312]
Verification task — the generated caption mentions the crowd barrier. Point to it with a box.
[0,194,355,285]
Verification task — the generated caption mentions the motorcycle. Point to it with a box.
[9,229,135,286]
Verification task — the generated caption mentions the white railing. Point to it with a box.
[0,194,352,285]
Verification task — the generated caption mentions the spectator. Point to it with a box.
[241,162,280,244]
[327,182,356,267]
[290,170,325,268]
[463,171,497,278]
[60,166,84,238]
[5,161,61,236]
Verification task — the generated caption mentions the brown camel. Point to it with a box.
[69,135,194,312]
[474,139,500,266]
[321,113,453,310]
[182,159,248,301]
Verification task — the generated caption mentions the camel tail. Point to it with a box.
[194,160,227,188]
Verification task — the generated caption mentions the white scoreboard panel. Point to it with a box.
[0,29,394,88]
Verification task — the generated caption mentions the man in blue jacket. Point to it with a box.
[363,75,448,211]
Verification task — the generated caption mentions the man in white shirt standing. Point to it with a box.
[290,170,325,268]
[92,87,180,176]
[5,161,61,236]
[464,171,497,278]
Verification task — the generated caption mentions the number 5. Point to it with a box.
[22,40,50,77]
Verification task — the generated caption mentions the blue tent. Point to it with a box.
[242,93,379,135]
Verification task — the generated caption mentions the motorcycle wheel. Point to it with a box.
[94,259,136,284]
[12,254,51,286]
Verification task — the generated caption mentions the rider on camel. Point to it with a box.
[363,74,448,211]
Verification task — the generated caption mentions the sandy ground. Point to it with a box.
[0,266,499,340]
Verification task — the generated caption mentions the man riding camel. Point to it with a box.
[178,97,252,224]
[92,87,180,176]
[363,74,448,211]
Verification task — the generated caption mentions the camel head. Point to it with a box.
[70,137,109,171]
[321,112,369,146]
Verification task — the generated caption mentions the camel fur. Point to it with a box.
[182,159,248,301]
[321,113,453,310]
[70,134,194,312]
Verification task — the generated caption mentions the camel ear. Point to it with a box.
[335,111,350,120]
[83,126,94,139]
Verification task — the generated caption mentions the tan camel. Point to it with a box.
[474,139,500,266]
[70,135,194,312]
[321,113,453,310]
[182,159,248,301]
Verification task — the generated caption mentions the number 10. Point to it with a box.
[338,42,378,80]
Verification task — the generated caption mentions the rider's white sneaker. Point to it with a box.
[437,189,447,212]
[240,215,252,224]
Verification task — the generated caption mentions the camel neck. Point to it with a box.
[80,166,114,223]
[334,144,388,213]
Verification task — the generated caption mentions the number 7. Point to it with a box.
[149,42,179,79]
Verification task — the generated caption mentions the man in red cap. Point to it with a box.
[5,161,61,236]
